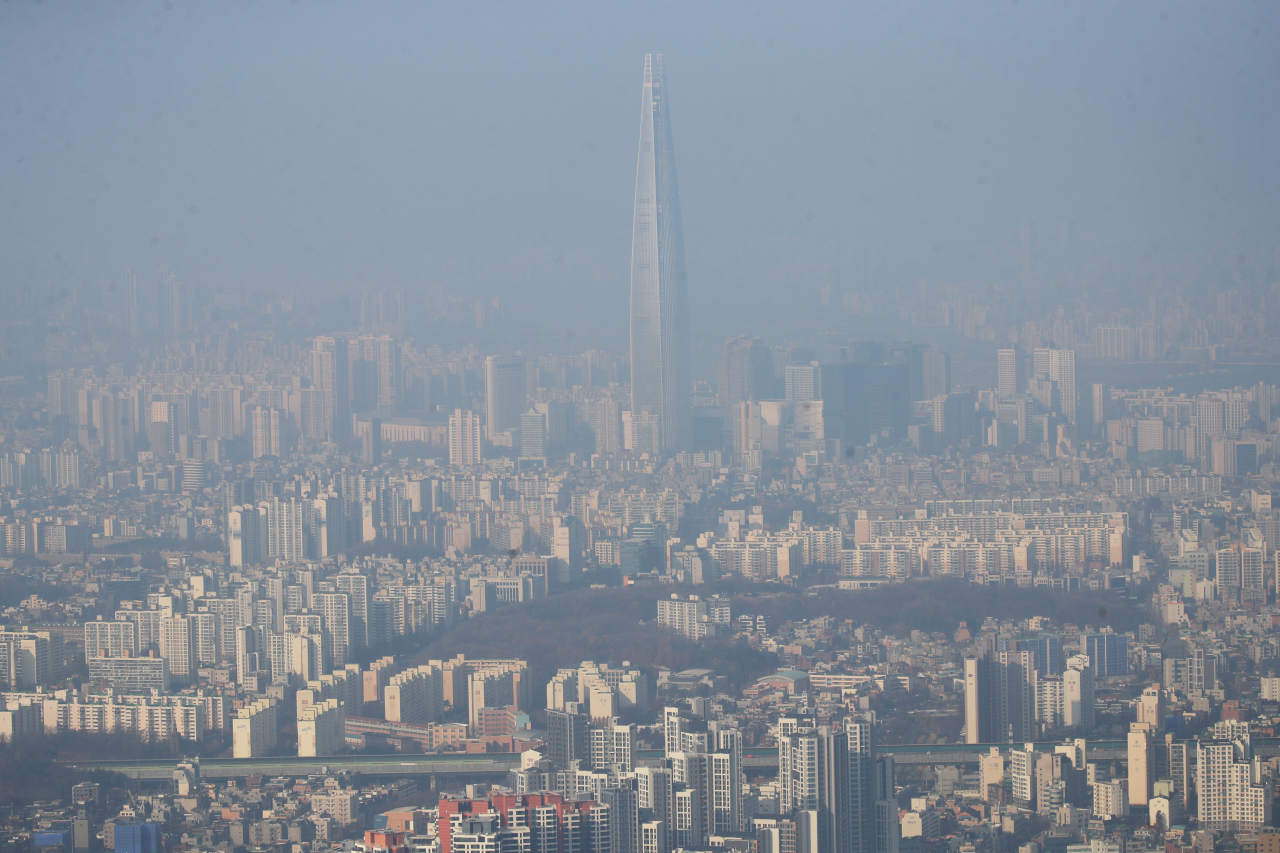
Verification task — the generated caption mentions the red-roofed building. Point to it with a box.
[437,792,611,853]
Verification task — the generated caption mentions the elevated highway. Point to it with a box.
[65,738,1196,780]
[71,739,1280,781]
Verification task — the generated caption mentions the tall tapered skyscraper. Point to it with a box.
[630,54,691,452]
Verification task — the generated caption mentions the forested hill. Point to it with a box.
[409,579,1141,706]
[729,578,1144,637]
[412,585,780,700]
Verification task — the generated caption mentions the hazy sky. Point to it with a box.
[3,1,1278,351]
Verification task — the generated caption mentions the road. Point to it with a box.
[65,738,1194,780]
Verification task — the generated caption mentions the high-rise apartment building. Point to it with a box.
[313,592,350,669]
[1063,653,1096,730]
[449,409,483,466]
[235,625,265,683]
[0,631,53,689]
[1129,728,1151,807]
[438,792,612,853]
[336,571,369,649]
[1089,382,1109,436]
[157,272,190,338]
[123,268,139,336]
[1216,543,1265,602]
[777,718,880,853]
[232,698,278,758]
[159,616,194,686]
[373,335,399,413]
[308,495,343,559]
[547,707,589,770]
[266,497,305,564]
[227,504,265,567]
[298,697,344,757]
[251,407,281,459]
[84,620,137,660]
[311,336,350,440]
[191,612,219,668]
[656,594,730,640]
[964,646,1037,743]
[206,387,238,440]
[384,664,445,725]
[1197,737,1270,829]
[629,54,691,452]
[100,393,137,463]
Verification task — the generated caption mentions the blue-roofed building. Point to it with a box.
[32,830,73,853]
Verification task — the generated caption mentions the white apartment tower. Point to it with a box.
[449,409,483,466]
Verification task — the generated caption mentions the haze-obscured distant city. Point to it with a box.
[1,4,1279,853]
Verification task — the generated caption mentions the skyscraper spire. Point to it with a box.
[630,53,691,453]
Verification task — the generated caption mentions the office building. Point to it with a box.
[921,349,951,400]
[114,824,162,853]
[519,409,547,459]
[823,362,911,446]
[484,356,527,438]
[629,54,692,452]
[785,363,822,402]
[998,346,1026,396]
[1085,632,1128,678]
[718,336,774,405]
[1033,347,1077,423]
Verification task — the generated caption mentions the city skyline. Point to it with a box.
[1,6,1280,851]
